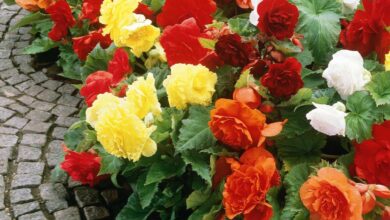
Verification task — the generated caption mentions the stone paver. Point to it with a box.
[0,4,115,220]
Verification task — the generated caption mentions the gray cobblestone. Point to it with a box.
[54,207,80,220]
[10,188,34,204]
[12,174,42,189]
[0,96,15,106]
[12,201,40,217]
[17,145,42,162]
[4,116,28,129]
[37,89,60,102]
[15,80,34,91]
[24,85,44,96]
[74,187,101,208]
[55,116,79,127]
[0,126,18,134]
[25,110,52,122]
[0,68,18,79]
[0,210,11,220]
[30,72,48,83]
[18,211,47,220]
[0,134,18,147]
[31,100,55,111]
[8,103,29,114]
[57,84,76,94]
[52,105,78,117]
[83,206,110,220]
[5,74,29,85]
[0,85,21,97]
[20,133,46,147]
[42,80,63,90]
[0,106,14,122]
[57,94,80,107]
[18,95,35,105]
[22,120,51,133]
[17,162,45,176]
[52,127,67,140]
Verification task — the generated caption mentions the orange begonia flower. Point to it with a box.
[300,167,363,220]
[209,99,284,150]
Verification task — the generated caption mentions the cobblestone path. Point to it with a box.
[0,3,113,220]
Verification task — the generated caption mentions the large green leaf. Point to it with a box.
[11,12,49,30]
[278,106,313,138]
[81,44,115,81]
[366,71,390,106]
[145,155,186,185]
[176,106,216,152]
[136,173,159,209]
[57,44,82,80]
[98,152,125,175]
[281,163,311,219]
[292,0,342,64]
[116,194,154,220]
[276,130,326,169]
[24,37,58,55]
[345,91,381,142]
[188,181,224,220]
[267,187,281,220]
[186,189,211,210]
[64,121,96,151]
[182,151,212,185]
[228,16,259,37]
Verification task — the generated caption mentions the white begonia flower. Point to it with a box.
[322,50,371,100]
[343,0,360,11]
[249,0,262,26]
[306,102,348,136]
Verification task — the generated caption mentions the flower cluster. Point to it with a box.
[12,0,390,219]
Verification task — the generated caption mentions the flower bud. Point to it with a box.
[233,87,262,109]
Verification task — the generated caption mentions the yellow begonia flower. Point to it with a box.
[100,0,159,57]
[95,103,157,161]
[122,14,160,57]
[125,73,161,119]
[163,64,218,109]
[385,52,390,71]
[99,0,139,46]
[86,93,122,128]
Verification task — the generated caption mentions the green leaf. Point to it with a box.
[276,130,326,169]
[188,181,224,220]
[234,69,255,88]
[182,151,212,185]
[117,194,154,220]
[145,155,186,185]
[278,106,313,138]
[281,163,311,219]
[364,59,385,72]
[57,44,82,80]
[24,37,58,54]
[267,187,281,220]
[215,65,239,99]
[366,71,390,106]
[11,12,49,30]
[186,189,211,209]
[136,173,159,209]
[291,0,342,64]
[278,88,312,107]
[150,0,165,11]
[228,16,259,37]
[176,106,216,152]
[64,121,88,150]
[50,165,67,183]
[199,38,216,50]
[271,40,301,55]
[81,44,115,81]
[99,153,125,175]
[295,49,314,67]
[4,0,15,5]
[345,91,380,142]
